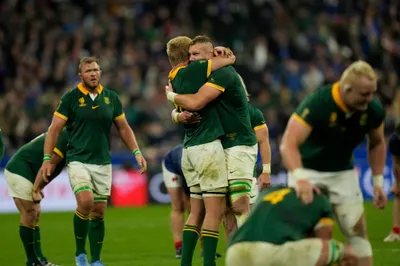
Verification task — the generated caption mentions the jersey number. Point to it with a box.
[263,188,291,205]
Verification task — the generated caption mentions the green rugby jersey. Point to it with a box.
[54,83,124,164]
[206,66,257,149]
[170,60,225,148]
[6,129,69,183]
[229,186,334,245]
[293,82,385,172]
[248,103,266,177]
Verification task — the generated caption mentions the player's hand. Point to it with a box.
[257,173,271,191]
[340,244,358,266]
[166,80,174,93]
[214,46,233,57]
[179,111,201,124]
[32,188,44,204]
[390,184,400,197]
[40,161,55,182]
[373,187,387,209]
[135,153,147,174]
[295,179,319,204]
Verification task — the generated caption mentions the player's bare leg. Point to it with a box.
[167,187,189,258]
[384,194,400,242]
[74,190,93,266]
[89,200,107,266]
[223,207,237,242]
[181,194,205,266]
[14,198,44,265]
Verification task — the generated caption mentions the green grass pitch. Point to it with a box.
[0,202,398,266]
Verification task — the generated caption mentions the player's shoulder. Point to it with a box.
[102,87,121,99]
[367,97,385,117]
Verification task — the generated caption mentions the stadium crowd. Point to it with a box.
[0,0,399,173]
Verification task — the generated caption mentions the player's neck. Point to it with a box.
[84,84,99,95]
[172,61,188,71]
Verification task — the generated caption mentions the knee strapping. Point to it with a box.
[228,180,252,203]
[326,239,344,265]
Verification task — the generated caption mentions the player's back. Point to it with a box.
[169,60,225,148]
[208,66,256,149]
[230,185,333,246]
[163,144,184,177]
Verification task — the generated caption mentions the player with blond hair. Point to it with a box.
[280,60,387,266]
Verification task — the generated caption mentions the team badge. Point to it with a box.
[360,114,367,126]
[329,112,337,127]
[104,97,110,104]
[78,97,86,107]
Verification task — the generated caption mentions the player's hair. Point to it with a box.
[340,60,377,91]
[166,36,192,66]
[78,57,100,73]
[190,35,214,47]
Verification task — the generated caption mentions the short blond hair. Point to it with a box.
[340,60,377,89]
[191,35,213,46]
[166,36,192,66]
[78,57,100,73]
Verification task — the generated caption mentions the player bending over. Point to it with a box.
[226,186,357,266]
[280,60,387,266]
[384,124,400,242]
[4,129,69,266]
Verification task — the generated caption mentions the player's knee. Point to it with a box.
[228,180,251,213]
[171,199,185,213]
[21,206,38,226]
[348,236,372,258]
[231,197,250,215]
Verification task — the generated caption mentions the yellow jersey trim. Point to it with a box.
[54,112,68,121]
[317,217,334,227]
[207,59,212,78]
[53,148,64,159]
[253,124,267,131]
[291,113,312,129]
[332,82,348,113]
[205,82,225,92]
[168,66,186,81]
[114,113,125,121]
[77,83,103,95]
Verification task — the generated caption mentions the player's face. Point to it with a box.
[79,62,102,90]
[189,44,213,62]
[345,77,376,111]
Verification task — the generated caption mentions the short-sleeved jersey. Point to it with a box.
[6,129,69,183]
[54,83,124,164]
[206,66,257,149]
[163,144,184,177]
[293,82,385,172]
[389,133,400,157]
[249,104,266,176]
[229,186,334,246]
[170,60,225,148]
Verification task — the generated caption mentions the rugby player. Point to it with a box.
[166,36,258,234]
[280,60,387,266]
[39,57,147,266]
[166,36,235,266]
[226,186,358,266]
[384,124,400,242]
[5,129,69,266]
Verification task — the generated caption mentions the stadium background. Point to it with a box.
[0,0,400,265]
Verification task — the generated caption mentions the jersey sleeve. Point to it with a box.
[206,67,234,92]
[113,93,125,121]
[369,98,386,129]
[54,129,69,159]
[184,59,212,79]
[54,91,72,121]
[293,93,321,128]
[314,196,335,230]
[250,105,267,131]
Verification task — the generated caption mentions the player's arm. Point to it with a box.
[209,55,236,72]
[255,123,272,190]
[367,124,386,188]
[167,69,232,111]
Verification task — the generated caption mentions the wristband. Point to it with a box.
[291,168,308,181]
[172,111,180,123]
[167,91,177,103]
[43,154,51,162]
[372,174,383,188]
[133,149,141,156]
[262,164,271,174]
